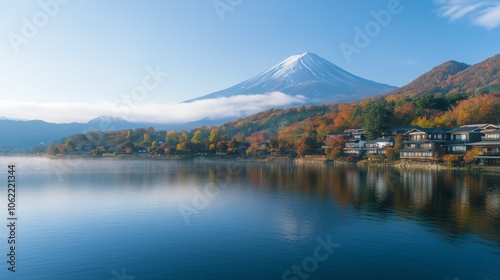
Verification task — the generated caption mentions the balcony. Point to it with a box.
[448,139,470,143]
[400,155,433,160]
[345,144,362,148]
[481,136,500,140]
[478,151,500,156]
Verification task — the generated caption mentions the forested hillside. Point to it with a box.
[43,90,499,157]
[390,54,500,97]
[43,54,500,158]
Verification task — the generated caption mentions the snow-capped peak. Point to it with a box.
[255,51,362,86]
[185,52,397,104]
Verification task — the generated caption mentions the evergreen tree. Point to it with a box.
[362,99,392,140]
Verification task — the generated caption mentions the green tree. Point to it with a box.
[362,99,392,140]
[192,130,204,144]
[208,128,220,144]
[165,131,180,146]
[179,131,189,143]
[64,139,75,153]
[176,142,190,154]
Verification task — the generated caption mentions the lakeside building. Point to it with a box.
[324,124,500,165]
[445,124,487,154]
[467,125,500,165]
[365,138,394,156]
[399,128,450,160]
[384,126,420,137]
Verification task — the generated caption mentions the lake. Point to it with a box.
[0,157,499,280]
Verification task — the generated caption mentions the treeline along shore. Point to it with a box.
[17,89,500,170]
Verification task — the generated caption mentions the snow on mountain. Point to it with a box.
[186,52,397,104]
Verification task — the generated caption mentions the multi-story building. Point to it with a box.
[365,138,394,156]
[384,126,420,138]
[344,139,367,156]
[399,128,450,160]
[445,124,487,154]
[468,125,500,165]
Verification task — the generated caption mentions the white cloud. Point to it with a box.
[0,92,306,124]
[435,0,500,29]
[473,4,500,28]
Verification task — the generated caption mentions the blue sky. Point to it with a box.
[0,0,499,123]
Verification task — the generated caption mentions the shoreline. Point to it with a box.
[3,154,500,174]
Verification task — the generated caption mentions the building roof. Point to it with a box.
[405,128,450,134]
[344,128,364,133]
[467,141,500,146]
[370,138,394,143]
[475,156,500,159]
[446,127,482,133]
[482,129,500,133]
[386,126,421,130]
[328,132,351,135]
[461,124,491,128]
[404,140,448,144]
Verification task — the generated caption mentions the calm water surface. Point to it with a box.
[0,157,499,280]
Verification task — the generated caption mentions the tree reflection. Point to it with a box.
[224,162,500,245]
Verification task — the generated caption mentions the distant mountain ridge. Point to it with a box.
[390,54,500,97]
[186,52,397,104]
[0,116,225,149]
[3,53,499,151]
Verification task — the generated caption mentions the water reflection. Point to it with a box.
[15,157,500,246]
[203,161,500,245]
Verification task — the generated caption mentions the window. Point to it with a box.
[452,146,466,152]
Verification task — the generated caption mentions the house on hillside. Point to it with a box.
[445,124,489,154]
[344,128,366,140]
[340,129,367,156]
[400,128,450,160]
[365,138,394,156]
[384,126,421,138]
[326,131,352,141]
[467,125,500,165]
[323,131,353,150]
[344,139,367,156]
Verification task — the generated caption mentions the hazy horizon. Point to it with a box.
[1,0,499,123]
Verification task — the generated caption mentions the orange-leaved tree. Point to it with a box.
[324,136,345,159]
[463,147,479,164]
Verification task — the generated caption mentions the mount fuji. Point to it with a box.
[186,52,397,104]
